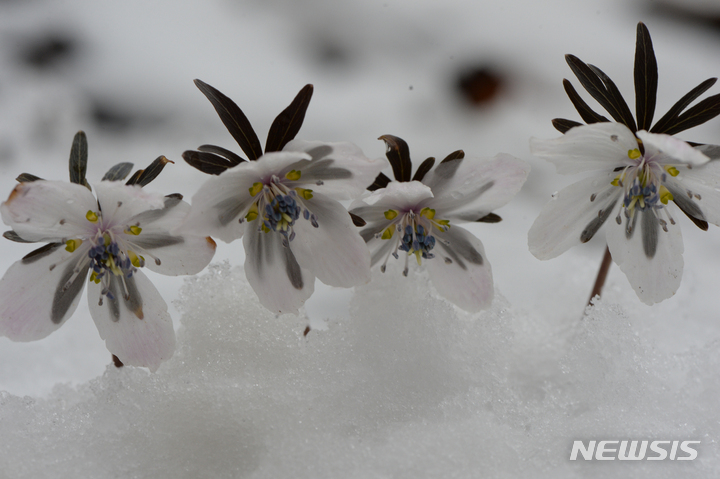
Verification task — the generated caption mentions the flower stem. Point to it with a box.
[587,246,612,306]
[112,354,124,368]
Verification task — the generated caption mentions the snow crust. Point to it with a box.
[1,263,718,478]
[2,0,720,476]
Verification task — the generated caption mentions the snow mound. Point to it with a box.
[1,262,718,478]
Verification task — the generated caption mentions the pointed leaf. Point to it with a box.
[563,79,609,124]
[367,172,392,191]
[194,79,263,161]
[197,144,245,165]
[651,78,717,134]
[566,55,635,130]
[379,134,412,181]
[68,131,90,189]
[440,149,464,164]
[126,156,173,187]
[21,242,62,263]
[102,162,134,182]
[475,213,502,223]
[660,94,720,137]
[412,157,435,182]
[587,64,637,131]
[552,118,583,134]
[3,230,35,243]
[16,173,43,183]
[674,200,709,231]
[349,212,366,227]
[182,150,235,176]
[634,22,658,131]
[265,84,313,153]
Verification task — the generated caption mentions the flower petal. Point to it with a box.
[125,196,216,276]
[94,182,165,227]
[423,153,530,221]
[425,225,494,312]
[88,270,175,372]
[243,223,315,314]
[290,191,371,287]
[359,180,434,210]
[528,172,622,260]
[0,243,90,340]
[282,140,385,199]
[0,180,97,242]
[177,164,262,243]
[606,209,684,305]
[530,122,638,174]
[637,130,710,166]
[667,157,720,226]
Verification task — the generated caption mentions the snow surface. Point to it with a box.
[1,0,720,477]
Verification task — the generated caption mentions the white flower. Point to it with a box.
[179,80,383,314]
[530,22,720,305]
[179,141,383,314]
[0,133,216,371]
[350,136,529,312]
[528,122,720,304]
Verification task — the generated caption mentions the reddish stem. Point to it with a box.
[587,246,612,307]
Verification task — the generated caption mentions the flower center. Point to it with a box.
[245,173,317,246]
[610,148,677,233]
[376,207,449,275]
[72,209,145,302]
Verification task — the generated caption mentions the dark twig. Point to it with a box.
[587,246,612,307]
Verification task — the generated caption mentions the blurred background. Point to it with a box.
[1,0,719,397]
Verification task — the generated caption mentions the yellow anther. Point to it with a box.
[65,239,82,252]
[86,210,99,223]
[384,209,398,220]
[296,188,313,200]
[665,166,680,177]
[103,233,112,246]
[381,226,394,240]
[611,176,622,187]
[90,271,101,284]
[261,223,270,233]
[659,185,674,205]
[126,225,142,235]
[285,170,302,181]
[245,204,259,222]
[628,149,642,160]
[414,250,422,265]
[248,182,264,197]
[420,207,435,219]
[128,250,143,267]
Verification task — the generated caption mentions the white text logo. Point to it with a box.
[569,440,699,461]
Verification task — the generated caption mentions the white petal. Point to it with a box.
[0,180,97,242]
[528,172,622,260]
[530,123,638,174]
[423,153,530,220]
[668,159,720,226]
[361,180,433,209]
[176,164,260,243]
[606,209,684,305]
[290,192,371,287]
[282,140,385,200]
[636,130,710,166]
[94,182,165,227]
[243,224,315,314]
[0,243,89,341]
[124,196,216,276]
[88,270,175,372]
[425,225,494,312]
